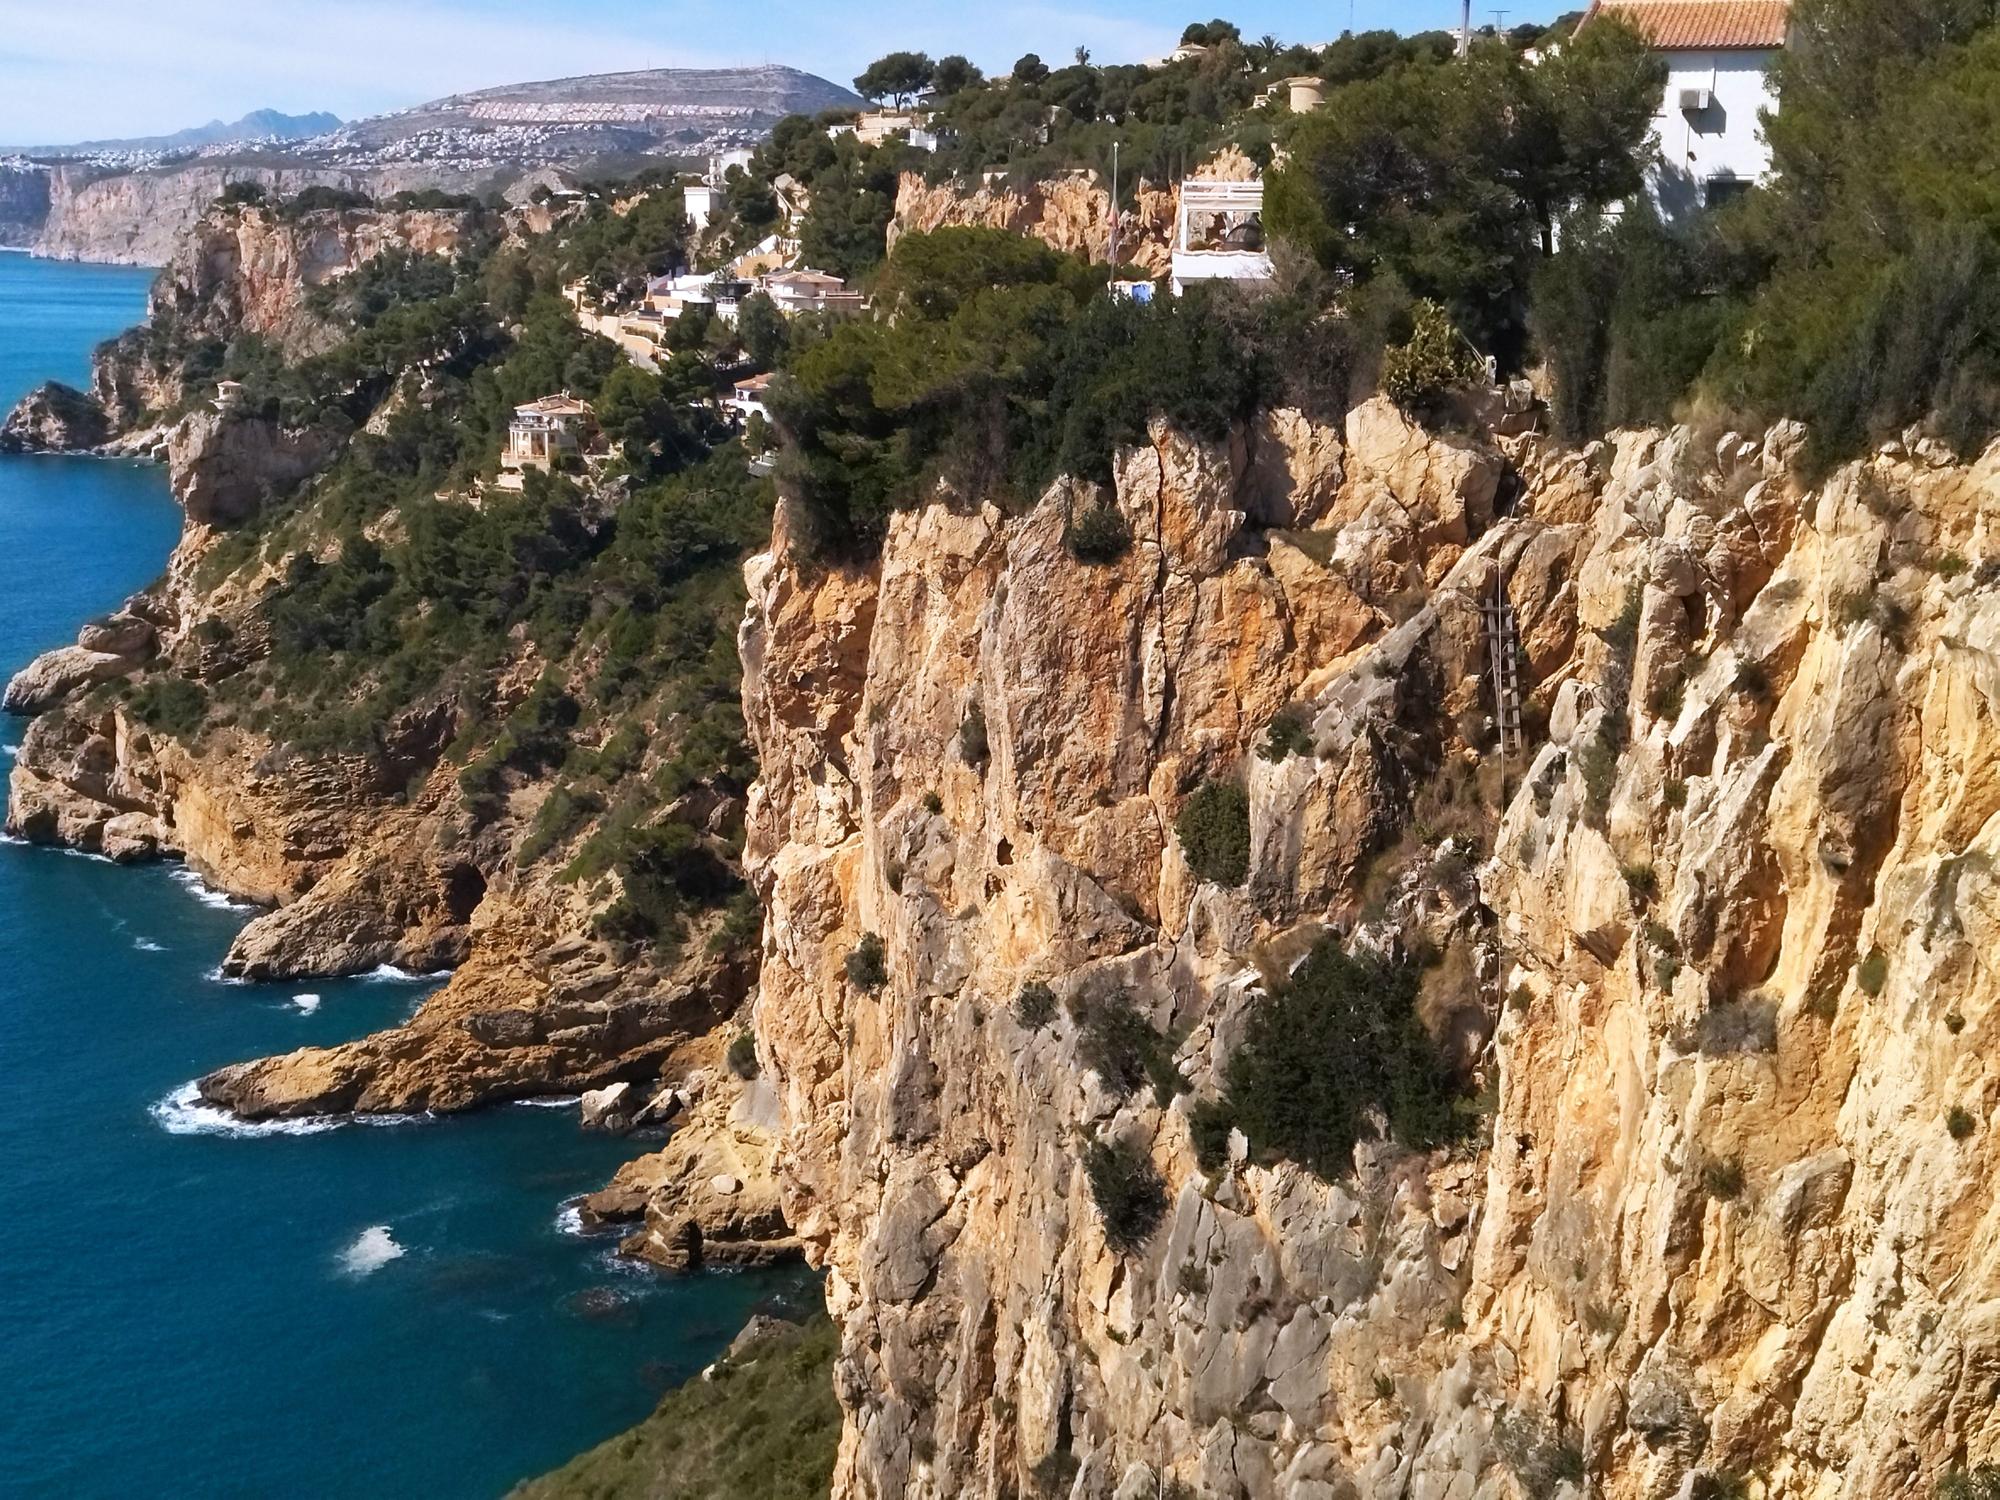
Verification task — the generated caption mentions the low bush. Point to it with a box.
[125,677,210,740]
[1066,504,1132,564]
[1494,1408,1586,1500]
[1941,1467,2000,1500]
[1188,1097,1233,1172]
[1074,992,1184,1104]
[1013,981,1057,1030]
[1949,1105,1977,1140]
[1379,299,1484,411]
[845,932,888,991]
[1223,938,1462,1180]
[958,706,989,767]
[509,1313,839,1500]
[727,1032,760,1079]
[1697,996,1778,1056]
[1260,708,1315,762]
[1083,1135,1167,1254]
[1857,946,1890,996]
[1700,1155,1744,1200]
[1175,779,1251,887]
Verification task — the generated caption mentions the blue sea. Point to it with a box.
[0,253,812,1498]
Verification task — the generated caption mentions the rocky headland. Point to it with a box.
[2,191,780,1274]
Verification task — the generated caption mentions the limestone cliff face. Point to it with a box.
[890,150,1261,279]
[740,399,2000,1498]
[0,163,52,247]
[90,200,473,432]
[33,161,490,266]
[149,202,470,358]
[891,171,1178,276]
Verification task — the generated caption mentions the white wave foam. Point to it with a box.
[150,1081,429,1137]
[291,992,321,1014]
[361,963,455,983]
[2,743,17,759]
[339,1225,406,1277]
[132,937,165,952]
[511,1095,580,1109]
[150,1081,344,1137]
[600,1248,659,1278]
[168,866,253,910]
[202,964,251,987]
[555,1204,586,1237]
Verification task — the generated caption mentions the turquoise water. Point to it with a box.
[0,254,814,1497]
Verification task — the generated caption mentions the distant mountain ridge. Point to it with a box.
[1,65,860,264]
[13,110,342,159]
[335,65,860,149]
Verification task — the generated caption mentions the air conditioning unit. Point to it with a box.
[1679,87,1714,112]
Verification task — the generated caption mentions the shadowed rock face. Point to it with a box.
[741,398,2000,1499]
[0,381,109,453]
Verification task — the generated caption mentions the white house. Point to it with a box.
[760,269,867,318]
[498,393,594,490]
[1170,179,1274,297]
[684,182,720,235]
[727,371,776,427]
[1587,0,1791,216]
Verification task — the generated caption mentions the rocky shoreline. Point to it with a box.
[0,200,803,1282]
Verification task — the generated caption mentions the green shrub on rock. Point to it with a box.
[1074,992,1185,1104]
[1175,779,1251,886]
[1066,504,1132,564]
[1083,1135,1167,1254]
[1223,939,1460,1180]
[1380,300,1485,411]
[125,677,210,740]
[845,932,888,991]
[1188,1098,1234,1172]
[1013,981,1057,1030]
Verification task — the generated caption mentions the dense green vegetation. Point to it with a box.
[1083,1135,1169,1254]
[511,1315,840,1500]
[1534,0,2000,461]
[773,225,1341,557]
[1217,939,1464,1180]
[768,0,2000,474]
[1174,779,1251,886]
[147,193,771,963]
[1265,16,1661,365]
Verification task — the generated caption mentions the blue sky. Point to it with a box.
[0,0,1569,146]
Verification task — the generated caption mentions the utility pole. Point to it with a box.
[1460,0,1473,56]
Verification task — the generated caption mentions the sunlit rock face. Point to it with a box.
[743,397,2000,1500]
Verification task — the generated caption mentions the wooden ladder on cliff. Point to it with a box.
[1483,568,1525,800]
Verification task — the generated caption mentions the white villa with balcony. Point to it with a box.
[1586,0,1791,217]
[497,393,593,490]
[1171,179,1274,297]
[760,269,868,318]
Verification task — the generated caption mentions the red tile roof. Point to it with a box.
[1586,0,1791,49]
